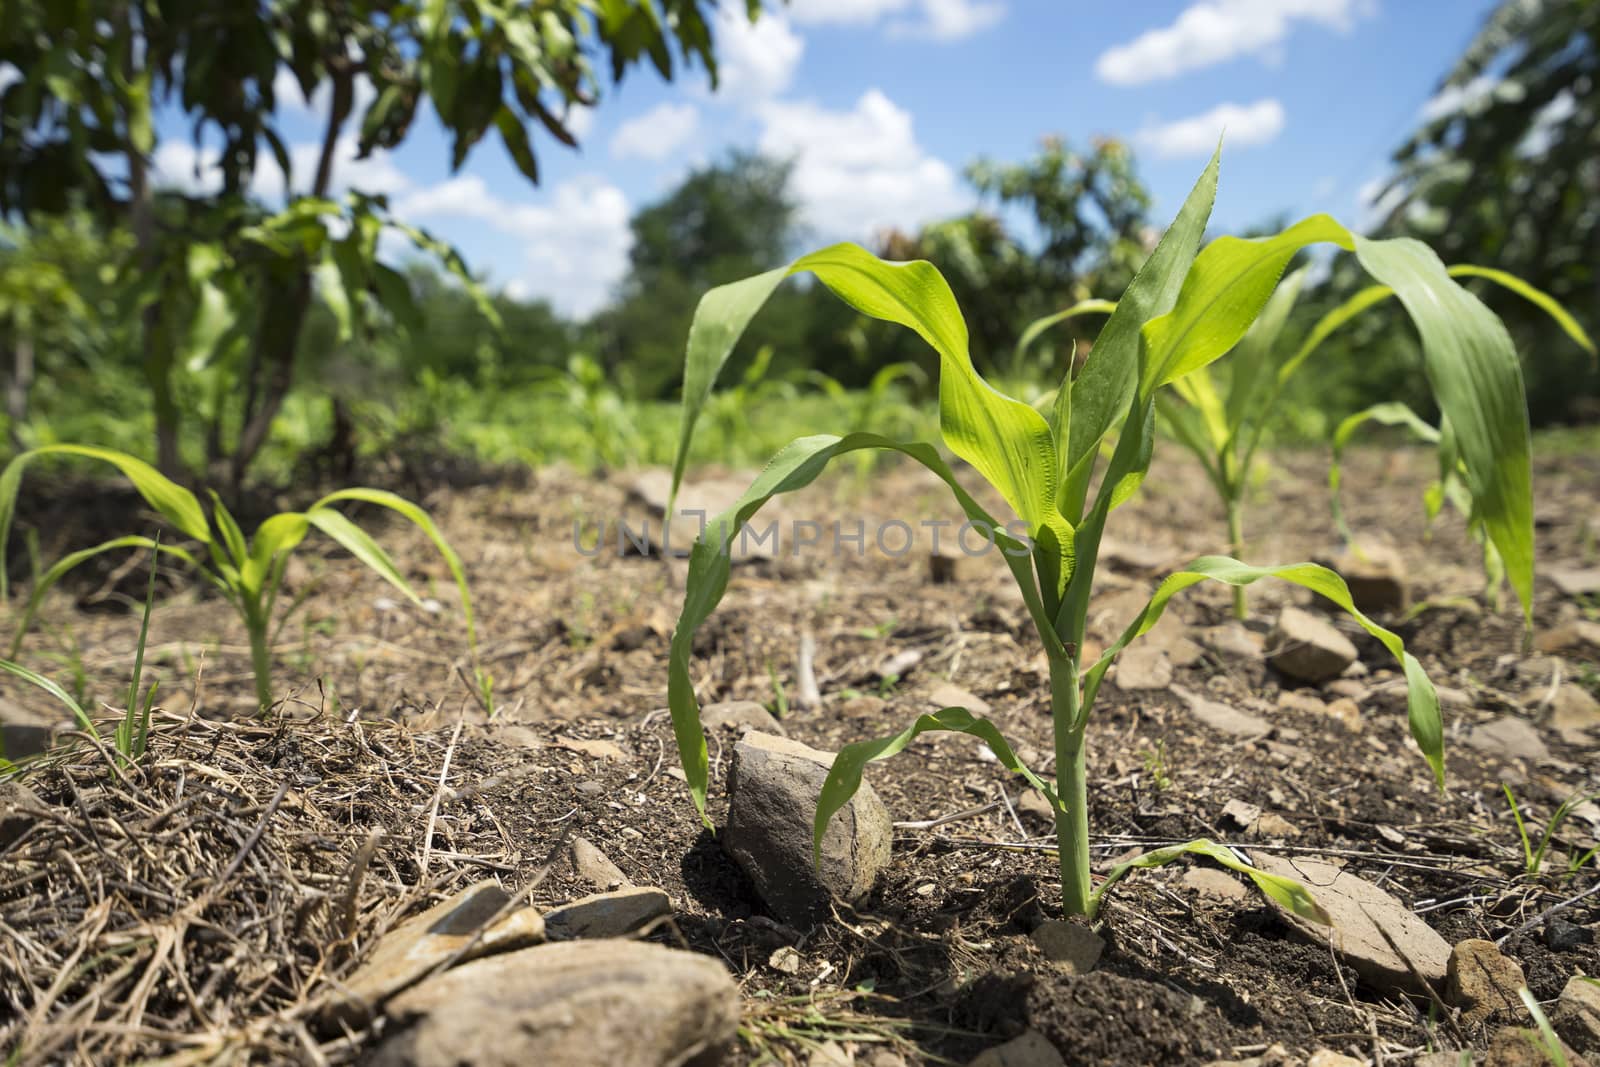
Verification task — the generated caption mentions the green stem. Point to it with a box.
[245,605,273,716]
[1050,658,1092,918]
[1226,498,1248,620]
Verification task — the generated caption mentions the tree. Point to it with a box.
[1373,0,1599,423]
[0,0,752,482]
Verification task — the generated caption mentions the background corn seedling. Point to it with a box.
[663,149,1537,922]
[1150,262,1591,619]
[0,445,481,715]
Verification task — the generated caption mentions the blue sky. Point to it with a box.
[148,0,1499,316]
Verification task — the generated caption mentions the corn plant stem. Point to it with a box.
[1051,658,1093,919]
[244,606,273,715]
[1226,499,1249,620]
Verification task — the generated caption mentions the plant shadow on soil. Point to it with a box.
[1,445,1598,1064]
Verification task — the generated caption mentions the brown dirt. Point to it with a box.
[2,443,1598,1065]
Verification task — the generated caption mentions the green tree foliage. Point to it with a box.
[1373,0,1599,423]
[0,0,748,481]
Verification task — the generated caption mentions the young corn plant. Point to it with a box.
[664,150,1535,921]
[1150,261,1591,618]
[0,444,481,715]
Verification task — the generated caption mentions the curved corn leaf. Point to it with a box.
[1135,222,1533,626]
[310,488,478,651]
[669,431,1067,824]
[1082,555,1443,786]
[0,658,97,741]
[207,490,249,570]
[1448,265,1595,361]
[0,445,210,599]
[816,706,1058,867]
[1062,147,1218,521]
[306,508,425,609]
[1093,838,1329,925]
[1015,298,1116,379]
[668,243,1075,600]
[8,536,210,659]
[1223,265,1308,435]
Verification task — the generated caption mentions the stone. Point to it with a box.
[1029,920,1104,974]
[1,779,41,851]
[808,1040,854,1067]
[968,1030,1066,1067]
[544,886,670,940]
[1253,853,1450,996]
[1114,646,1173,691]
[554,736,628,761]
[1268,607,1359,683]
[1180,867,1248,901]
[1447,939,1527,1026]
[1221,799,1263,829]
[1536,621,1600,658]
[1323,697,1364,733]
[1331,545,1410,614]
[1175,686,1270,737]
[702,700,785,737]
[1414,1054,1475,1067]
[1552,975,1600,1056]
[1543,918,1590,952]
[1546,685,1600,745]
[930,544,963,584]
[768,945,802,975]
[1467,716,1550,762]
[927,682,990,715]
[1197,623,1266,661]
[1548,565,1600,598]
[1017,789,1055,822]
[1485,1025,1585,1066]
[570,836,631,890]
[1278,689,1327,716]
[370,939,738,1067]
[723,732,893,925]
[323,881,545,1025]
[0,696,63,760]
[1254,813,1301,839]
[1307,1052,1365,1067]
[1099,537,1174,574]
[627,469,773,562]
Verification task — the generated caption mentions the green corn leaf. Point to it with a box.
[306,507,425,609]
[1275,284,1396,389]
[667,242,1075,597]
[1094,838,1329,925]
[1143,215,1350,393]
[1224,265,1307,435]
[1154,391,1228,499]
[0,658,97,741]
[241,513,311,598]
[669,432,1067,825]
[8,536,209,659]
[207,490,249,570]
[1169,367,1229,454]
[310,488,477,651]
[816,707,1058,868]
[1062,147,1218,521]
[0,446,211,600]
[1448,265,1595,360]
[1084,555,1443,786]
[1353,238,1533,626]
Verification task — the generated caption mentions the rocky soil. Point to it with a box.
[1,443,1598,1065]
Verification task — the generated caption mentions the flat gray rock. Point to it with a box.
[1548,564,1600,598]
[927,681,990,714]
[1546,684,1600,745]
[1253,854,1449,996]
[1114,646,1173,691]
[626,469,772,561]
[570,836,632,891]
[370,939,738,1067]
[1030,920,1104,974]
[1174,686,1270,738]
[1466,715,1550,761]
[544,886,670,940]
[322,881,544,1025]
[969,1030,1066,1067]
[702,700,785,737]
[723,731,893,926]
[1268,607,1358,683]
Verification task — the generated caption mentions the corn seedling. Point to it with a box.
[0,445,480,715]
[1503,784,1600,878]
[113,537,160,766]
[664,150,1533,921]
[1127,262,1589,620]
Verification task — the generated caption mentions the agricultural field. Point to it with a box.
[3,1,1599,1065]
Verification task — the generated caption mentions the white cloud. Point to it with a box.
[610,103,700,161]
[715,6,804,102]
[272,67,379,123]
[401,175,632,317]
[1136,99,1285,159]
[758,89,967,240]
[1096,0,1373,85]
[790,0,1003,39]
[153,132,407,201]
[897,0,1006,40]
[1355,173,1406,232]
[1418,74,1499,123]
[563,103,596,141]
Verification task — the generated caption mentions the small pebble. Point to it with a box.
[1544,917,1589,952]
